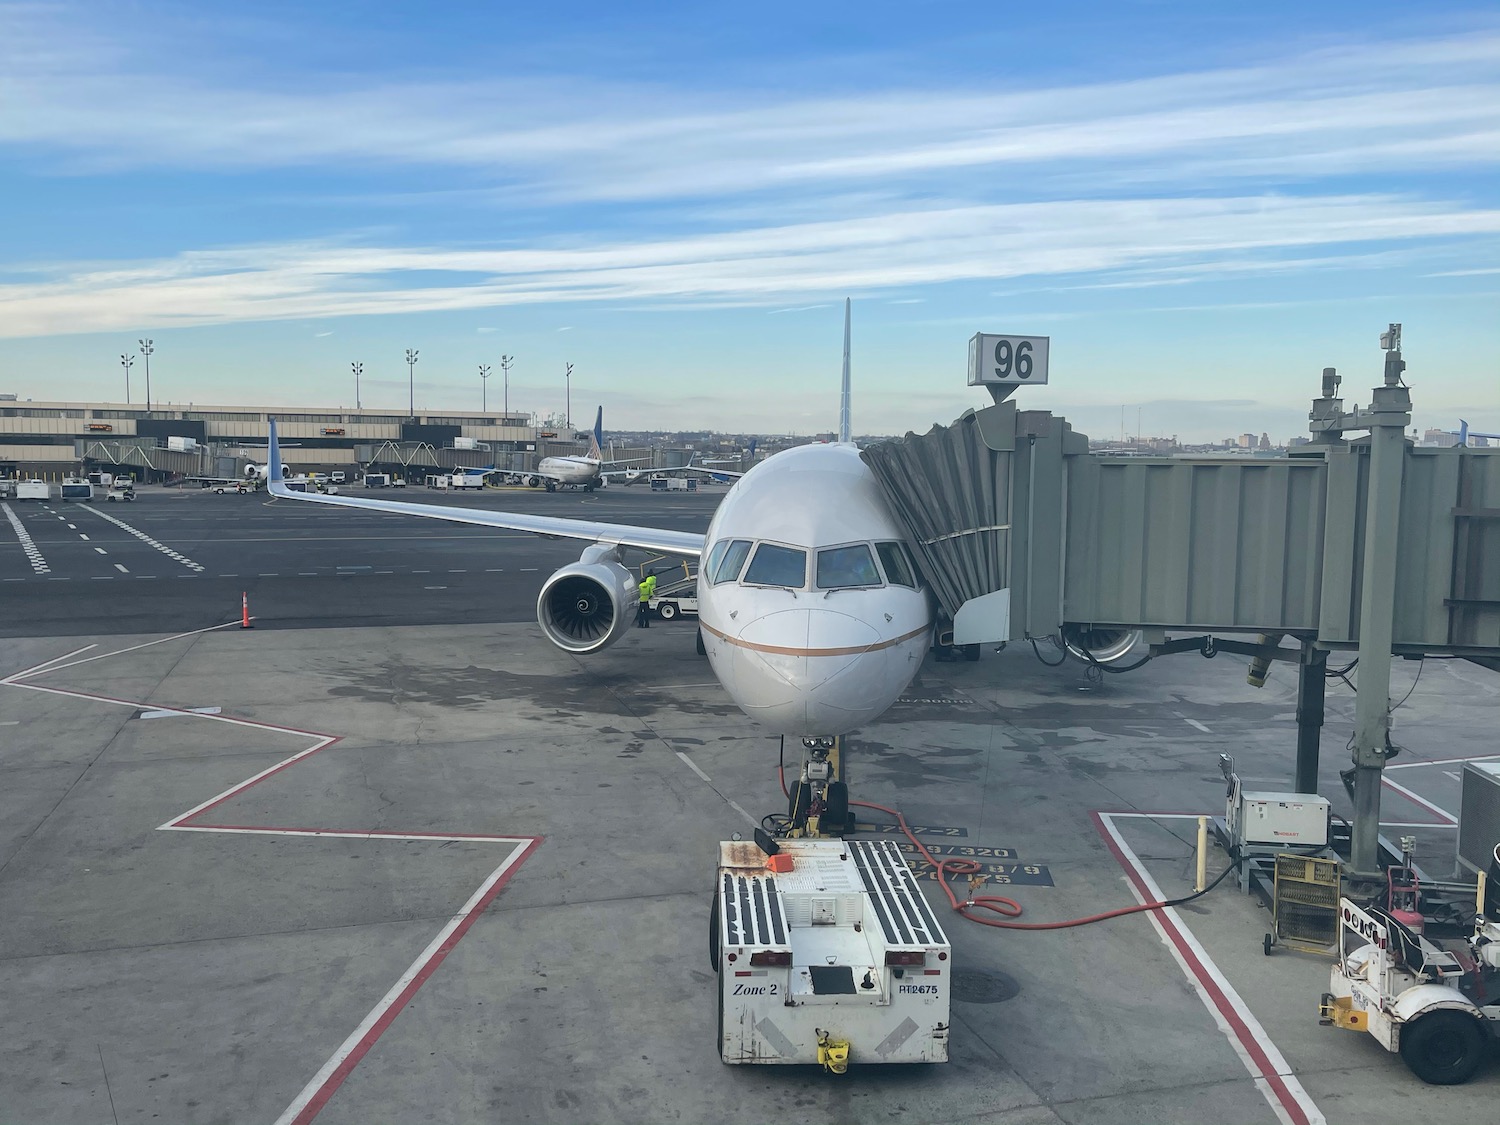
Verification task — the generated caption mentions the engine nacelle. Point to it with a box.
[1062,624,1145,665]
[536,545,638,654]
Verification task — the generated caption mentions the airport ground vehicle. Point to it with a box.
[712,837,950,1070]
[364,473,390,488]
[1321,843,1500,1084]
[105,484,136,502]
[650,593,698,620]
[17,480,52,501]
[330,471,346,484]
[650,474,698,492]
[213,483,252,494]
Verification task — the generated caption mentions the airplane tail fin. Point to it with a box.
[838,298,852,444]
[1460,420,1470,447]
[588,406,603,460]
[268,418,286,492]
[748,436,757,462]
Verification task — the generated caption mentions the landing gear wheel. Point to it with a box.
[695,629,706,656]
[1399,1010,1486,1084]
[788,780,811,827]
[585,481,597,492]
[529,477,541,488]
[824,781,849,836]
[545,480,556,492]
[658,601,678,621]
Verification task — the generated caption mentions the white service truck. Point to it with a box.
[1321,843,1500,1084]
[17,479,52,501]
[711,838,950,1071]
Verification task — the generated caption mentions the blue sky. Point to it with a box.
[1,0,1497,441]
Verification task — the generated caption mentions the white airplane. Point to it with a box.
[266,300,933,820]
[511,407,649,491]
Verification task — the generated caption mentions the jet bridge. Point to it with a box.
[863,329,1500,876]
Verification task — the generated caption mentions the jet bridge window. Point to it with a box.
[875,542,915,588]
[816,544,882,589]
[743,543,807,588]
[707,539,753,585]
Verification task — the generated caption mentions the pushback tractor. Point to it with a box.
[1321,842,1500,1084]
[711,837,950,1071]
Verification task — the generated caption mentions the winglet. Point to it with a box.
[267,417,287,495]
[838,298,852,444]
[589,406,604,460]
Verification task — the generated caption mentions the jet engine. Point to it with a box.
[244,463,260,479]
[536,544,638,654]
[1061,624,1145,665]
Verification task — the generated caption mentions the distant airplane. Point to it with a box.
[509,407,648,491]
[1453,420,1500,447]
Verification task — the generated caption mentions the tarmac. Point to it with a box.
[2,484,1498,1123]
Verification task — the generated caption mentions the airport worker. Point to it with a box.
[637,572,658,627]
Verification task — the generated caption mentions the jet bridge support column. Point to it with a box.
[1347,334,1412,876]
[1295,641,1327,795]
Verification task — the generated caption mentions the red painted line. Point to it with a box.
[287,837,542,1125]
[1090,811,1311,1125]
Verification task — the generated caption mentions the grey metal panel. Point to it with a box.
[1448,450,1500,650]
[1065,458,1326,631]
[1393,450,1458,648]
[1317,447,1362,641]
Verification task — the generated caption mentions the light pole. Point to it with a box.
[500,355,513,416]
[120,353,134,403]
[138,338,153,411]
[479,364,491,413]
[351,361,363,410]
[405,348,419,417]
[565,362,573,430]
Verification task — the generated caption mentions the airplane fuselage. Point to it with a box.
[694,443,932,736]
[537,455,601,486]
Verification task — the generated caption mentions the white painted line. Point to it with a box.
[94,546,108,554]
[140,706,223,720]
[270,844,536,1125]
[10,623,236,679]
[82,505,205,571]
[675,750,712,783]
[1387,752,1500,771]
[726,799,758,828]
[1383,822,1458,829]
[78,533,89,540]
[0,720,17,726]
[1184,718,1212,733]
[2,502,51,575]
[66,523,75,529]
[1444,770,1461,782]
[1,643,97,683]
[1381,776,1457,824]
[114,563,129,573]
[1097,812,1324,1125]
[484,568,503,572]
[91,576,114,580]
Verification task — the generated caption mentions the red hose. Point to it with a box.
[778,765,1187,931]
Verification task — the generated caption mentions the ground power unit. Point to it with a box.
[712,838,950,1070]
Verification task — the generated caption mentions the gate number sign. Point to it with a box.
[968,334,1050,387]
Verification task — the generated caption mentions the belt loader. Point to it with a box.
[711,837,950,1071]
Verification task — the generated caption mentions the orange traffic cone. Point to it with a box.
[241,591,254,630]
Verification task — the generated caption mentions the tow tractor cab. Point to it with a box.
[1322,842,1500,1084]
[713,838,950,1070]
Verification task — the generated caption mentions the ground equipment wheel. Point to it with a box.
[709,890,721,971]
[1399,1009,1487,1084]
[696,629,707,656]
[585,481,597,492]
[1263,933,1274,956]
[658,601,678,620]
[962,643,981,662]
[545,480,556,492]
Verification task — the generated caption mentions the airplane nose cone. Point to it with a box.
[722,608,906,733]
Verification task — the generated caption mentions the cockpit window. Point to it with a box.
[710,539,752,585]
[875,542,915,588]
[816,544,882,589]
[743,543,807,588]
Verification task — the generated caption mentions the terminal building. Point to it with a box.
[0,397,588,481]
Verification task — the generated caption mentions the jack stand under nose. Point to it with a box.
[786,736,853,838]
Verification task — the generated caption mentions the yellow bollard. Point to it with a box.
[1195,815,1208,893]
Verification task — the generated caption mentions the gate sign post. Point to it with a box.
[968,334,1050,391]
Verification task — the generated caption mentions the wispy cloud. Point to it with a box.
[4,194,1498,337]
[313,330,334,337]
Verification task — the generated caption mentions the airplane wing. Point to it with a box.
[265,420,704,557]
[682,464,746,479]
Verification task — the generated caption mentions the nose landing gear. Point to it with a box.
[785,736,855,838]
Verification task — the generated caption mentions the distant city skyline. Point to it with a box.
[1,1,1496,442]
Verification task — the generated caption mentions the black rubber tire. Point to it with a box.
[962,643,981,662]
[1263,933,1274,956]
[695,629,707,656]
[545,480,556,492]
[1399,1010,1487,1085]
[788,780,811,826]
[658,602,678,621]
[529,477,541,488]
[709,891,721,972]
[824,781,849,836]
